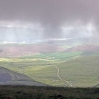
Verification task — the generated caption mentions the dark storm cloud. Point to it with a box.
[0,0,99,40]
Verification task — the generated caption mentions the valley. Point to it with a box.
[0,43,99,87]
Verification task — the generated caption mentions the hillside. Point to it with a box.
[56,55,99,87]
[0,67,47,86]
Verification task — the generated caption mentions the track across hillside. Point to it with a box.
[53,65,73,87]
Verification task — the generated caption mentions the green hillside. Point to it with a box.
[56,55,99,87]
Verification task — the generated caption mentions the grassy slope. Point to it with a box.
[21,55,99,87]
[57,55,99,87]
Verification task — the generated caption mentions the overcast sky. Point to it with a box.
[0,0,99,42]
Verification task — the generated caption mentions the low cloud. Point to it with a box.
[0,0,99,42]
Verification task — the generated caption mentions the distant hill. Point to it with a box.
[0,44,63,57]
[0,67,47,86]
[65,44,99,52]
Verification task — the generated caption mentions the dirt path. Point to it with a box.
[54,65,73,87]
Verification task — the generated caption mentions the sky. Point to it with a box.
[0,0,99,42]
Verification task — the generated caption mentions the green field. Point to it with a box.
[57,55,99,87]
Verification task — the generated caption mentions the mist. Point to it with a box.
[0,0,99,42]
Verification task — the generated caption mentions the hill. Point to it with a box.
[65,44,99,52]
[0,67,47,86]
[0,44,64,57]
[56,55,99,87]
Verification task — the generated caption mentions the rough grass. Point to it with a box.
[0,86,99,99]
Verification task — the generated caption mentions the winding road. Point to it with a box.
[53,65,73,87]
